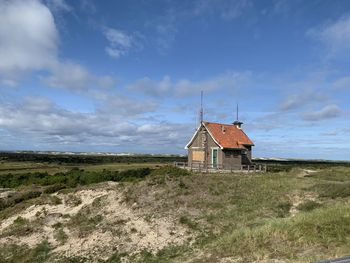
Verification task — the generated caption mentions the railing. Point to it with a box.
[174,162,267,173]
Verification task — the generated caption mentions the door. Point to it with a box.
[212,149,218,168]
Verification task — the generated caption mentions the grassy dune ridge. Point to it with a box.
[0,160,349,262]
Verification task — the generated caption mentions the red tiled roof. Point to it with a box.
[204,122,254,149]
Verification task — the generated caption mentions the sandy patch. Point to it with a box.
[0,183,191,260]
[289,191,317,217]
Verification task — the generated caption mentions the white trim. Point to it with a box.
[211,147,219,168]
[185,122,253,150]
[203,123,224,149]
[184,123,203,149]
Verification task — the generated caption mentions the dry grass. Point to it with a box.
[1,164,350,262]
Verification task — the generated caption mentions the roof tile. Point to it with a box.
[204,122,254,149]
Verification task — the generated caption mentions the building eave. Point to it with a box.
[202,122,224,149]
[184,123,202,149]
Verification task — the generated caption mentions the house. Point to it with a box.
[185,120,254,169]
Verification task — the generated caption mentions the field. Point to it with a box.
[0,153,350,262]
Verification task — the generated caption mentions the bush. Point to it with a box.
[275,202,292,218]
[179,215,198,230]
[312,183,350,199]
[13,191,41,204]
[152,166,190,177]
[43,184,66,194]
[3,216,35,237]
[297,200,322,212]
[0,168,153,190]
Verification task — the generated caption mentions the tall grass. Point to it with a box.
[0,167,152,188]
[210,205,350,262]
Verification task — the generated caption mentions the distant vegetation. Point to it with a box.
[255,159,350,172]
[0,168,152,189]
[1,155,350,262]
[0,152,186,164]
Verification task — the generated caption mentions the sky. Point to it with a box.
[0,0,350,159]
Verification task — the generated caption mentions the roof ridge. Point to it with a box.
[204,121,254,148]
[204,121,235,126]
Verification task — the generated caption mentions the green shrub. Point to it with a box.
[312,183,350,199]
[54,228,68,245]
[65,194,82,207]
[28,240,51,262]
[68,212,103,237]
[49,195,62,205]
[13,191,41,204]
[297,200,323,212]
[179,215,198,230]
[275,202,292,218]
[43,184,66,194]
[2,216,35,237]
[151,166,190,177]
[0,168,153,190]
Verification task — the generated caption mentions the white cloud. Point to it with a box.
[98,94,158,116]
[332,76,350,90]
[105,47,124,59]
[104,28,132,48]
[302,104,342,121]
[129,72,252,98]
[0,96,190,151]
[97,76,117,89]
[22,96,55,112]
[45,0,72,12]
[129,75,172,97]
[0,0,116,90]
[43,62,117,91]
[41,61,92,90]
[308,14,350,56]
[280,90,328,111]
[103,27,139,59]
[40,61,116,90]
[193,0,252,20]
[0,0,58,83]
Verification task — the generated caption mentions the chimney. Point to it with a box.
[221,125,226,134]
[233,120,243,129]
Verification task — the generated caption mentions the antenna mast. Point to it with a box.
[200,91,203,123]
[236,103,239,121]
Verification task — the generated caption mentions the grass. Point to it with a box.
[0,167,152,189]
[0,159,170,175]
[297,200,323,212]
[54,228,68,245]
[207,205,350,262]
[179,215,199,230]
[1,161,350,262]
[1,216,37,237]
[67,206,104,237]
[311,182,350,199]
[0,240,51,263]
[118,166,350,262]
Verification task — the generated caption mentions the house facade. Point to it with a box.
[185,121,254,169]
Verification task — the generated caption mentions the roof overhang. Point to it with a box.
[185,122,224,150]
[184,123,203,149]
[203,122,224,149]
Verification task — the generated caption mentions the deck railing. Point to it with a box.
[174,162,267,173]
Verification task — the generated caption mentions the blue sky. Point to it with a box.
[1,0,350,159]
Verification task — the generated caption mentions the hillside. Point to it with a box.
[1,164,350,262]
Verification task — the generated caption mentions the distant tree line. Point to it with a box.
[254,159,350,172]
[0,152,187,164]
